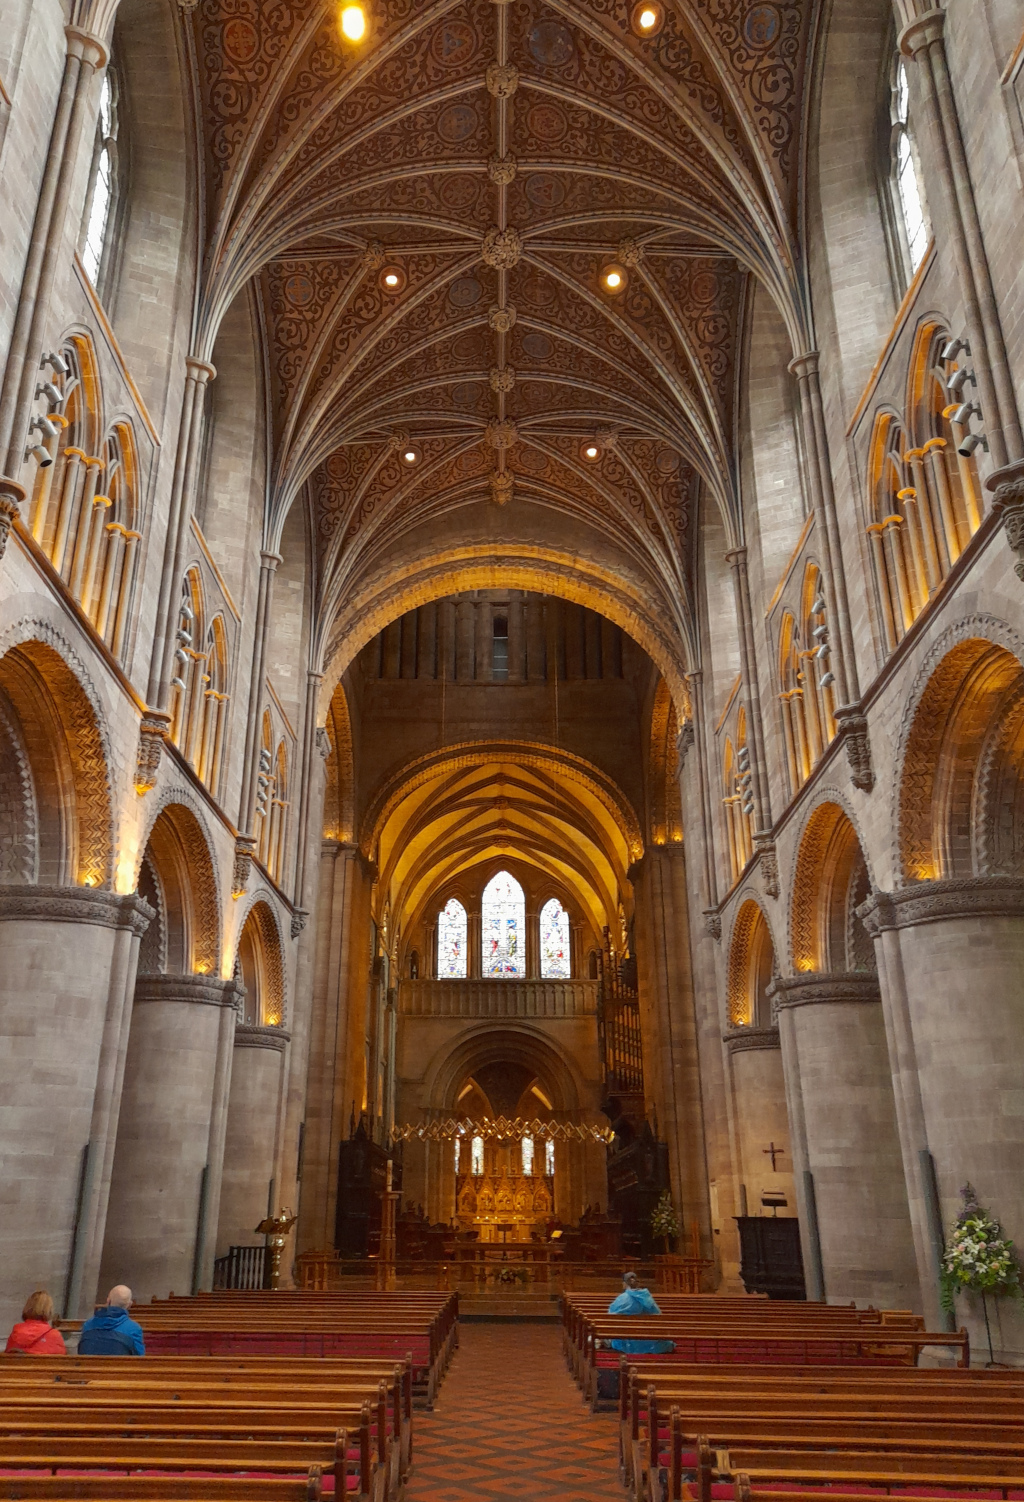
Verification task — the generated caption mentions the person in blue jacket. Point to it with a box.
[78,1285,146,1356]
[606,1270,675,1354]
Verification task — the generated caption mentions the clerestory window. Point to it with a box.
[82,69,122,292]
[887,57,930,283]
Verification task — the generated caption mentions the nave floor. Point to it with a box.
[407,1323,624,1502]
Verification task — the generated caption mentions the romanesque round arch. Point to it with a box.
[894,615,1024,883]
[422,1024,586,1121]
[234,892,287,1027]
[136,795,221,976]
[789,792,875,973]
[726,896,777,1028]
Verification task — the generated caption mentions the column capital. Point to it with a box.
[134,973,242,1008]
[723,1024,781,1054]
[64,26,108,69]
[858,876,1024,934]
[787,349,821,379]
[899,8,945,59]
[768,972,881,1010]
[185,356,217,384]
[986,460,1024,583]
[0,476,27,560]
[234,1023,291,1052]
[260,550,283,572]
[0,884,153,935]
[724,546,748,569]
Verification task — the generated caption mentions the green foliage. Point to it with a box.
[940,1183,1022,1314]
[650,1190,680,1243]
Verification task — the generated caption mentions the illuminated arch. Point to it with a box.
[726,898,777,1028]
[790,798,874,974]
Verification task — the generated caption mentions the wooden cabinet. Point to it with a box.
[735,1216,806,1300]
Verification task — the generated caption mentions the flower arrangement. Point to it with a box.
[650,1191,680,1252]
[941,1184,1021,1362]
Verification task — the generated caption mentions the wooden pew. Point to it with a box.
[711,1444,1024,1502]
[0,1476,323,1501]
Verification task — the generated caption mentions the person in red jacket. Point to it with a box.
[5,1289,66,1355]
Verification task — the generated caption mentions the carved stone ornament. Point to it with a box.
[490,471,514,507]
[676,720,696,765]
[0,884,153,935]
[485,418,518,450]
[489,304,517,333]
[233,835,257,897]
[722,1024,781,1054]
[858,875,1024,935]
[176,0,201,10]
[388,431,411,452]
[489,365,516,394]
[618,237,645,269]
[485,62,519,99]
[704,909,722,941]
[234,1024,292,1053]
[595,427,619,451]
[291,909,308,938]
[135,709,172,795]
[0,478,26,561]
[834,704,875,792]
[755,837,780,898]
[361,241,387,272]
[768,972,881,1010]
[316,726,331,759]
[488,153,518,185]
[481,226,522,270]
[135,973,240,1008]
[985,460,1024,583]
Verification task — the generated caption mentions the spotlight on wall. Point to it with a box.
[952,400,982,427]
[35,380,64,408]
[941,335,971,363]
[340,4,367,41]
[630,1,665,35]
[25,443,53,469]
[29,413,59,441]
[947,366,976,397]
[958,431,989,459]
[600,262,628,294]
[378,265,407,294]
[40,350,69,377]
[811,594,826,614]
[819,670,835,689]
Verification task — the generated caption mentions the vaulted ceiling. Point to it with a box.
[185,0,821,685]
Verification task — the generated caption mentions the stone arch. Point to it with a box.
[896,619,1024,883]
[322,678,355,842]
[234,893,286,1026]
[726,897,777,1028]
[790,795,875,974]
[0,626,113,888]
[649,677,683,847]
[137,798,221,974]
[422,1024,585,1120]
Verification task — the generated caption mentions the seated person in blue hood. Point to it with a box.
[79,1285,145,1356]
[606,1270,675,1354]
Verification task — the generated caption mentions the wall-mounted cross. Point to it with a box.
[763,1141,785,1171]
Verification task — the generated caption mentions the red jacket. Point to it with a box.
[5,1320,66,1356]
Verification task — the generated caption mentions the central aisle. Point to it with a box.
[407,1323,625,1502]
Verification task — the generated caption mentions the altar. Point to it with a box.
[455,1168,554,1241]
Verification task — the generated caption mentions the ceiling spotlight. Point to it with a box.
[631,1,665,35]
[581,441,602,463]
[340,4,367,42]
[401,445,421,465]
[378,265,406,294]
[600,262,628,294]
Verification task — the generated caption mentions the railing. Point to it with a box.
[292,1254,713,1293]
[213,1244,267,1290]
[400,978,598,1018]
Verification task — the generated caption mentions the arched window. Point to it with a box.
[540,897,571,978]
[481,870,525,977]
[722,722,754,882]
[437,897,468,978]
[545,1139,555,1177]
[471,1135,484,1176]
[777,567,836,797]
[453,1135,461,1174]
[82,68,122,291]
[886,56,929,283]
[521,1136,534,1176]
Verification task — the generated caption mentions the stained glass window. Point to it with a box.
[453,1136,461,1175]
[540,897,571,978]
[545,1139,555,1177]
[471,1135,484,1175]
[481,870,525,977]
[437,897,467,978]
[521,1136,535,1176]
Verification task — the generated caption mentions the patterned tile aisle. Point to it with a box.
[407,1323,625,1502]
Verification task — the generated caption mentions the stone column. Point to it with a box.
[770,973,919,1309]
[860,879,1024,1346]
[722,1026,796,1230]
[217,1025,290,1254]
[100,974,241,1302]
[0,886,151,1328]
[633,845,713,1251]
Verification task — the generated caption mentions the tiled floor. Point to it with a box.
[407,1323,624,1502]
